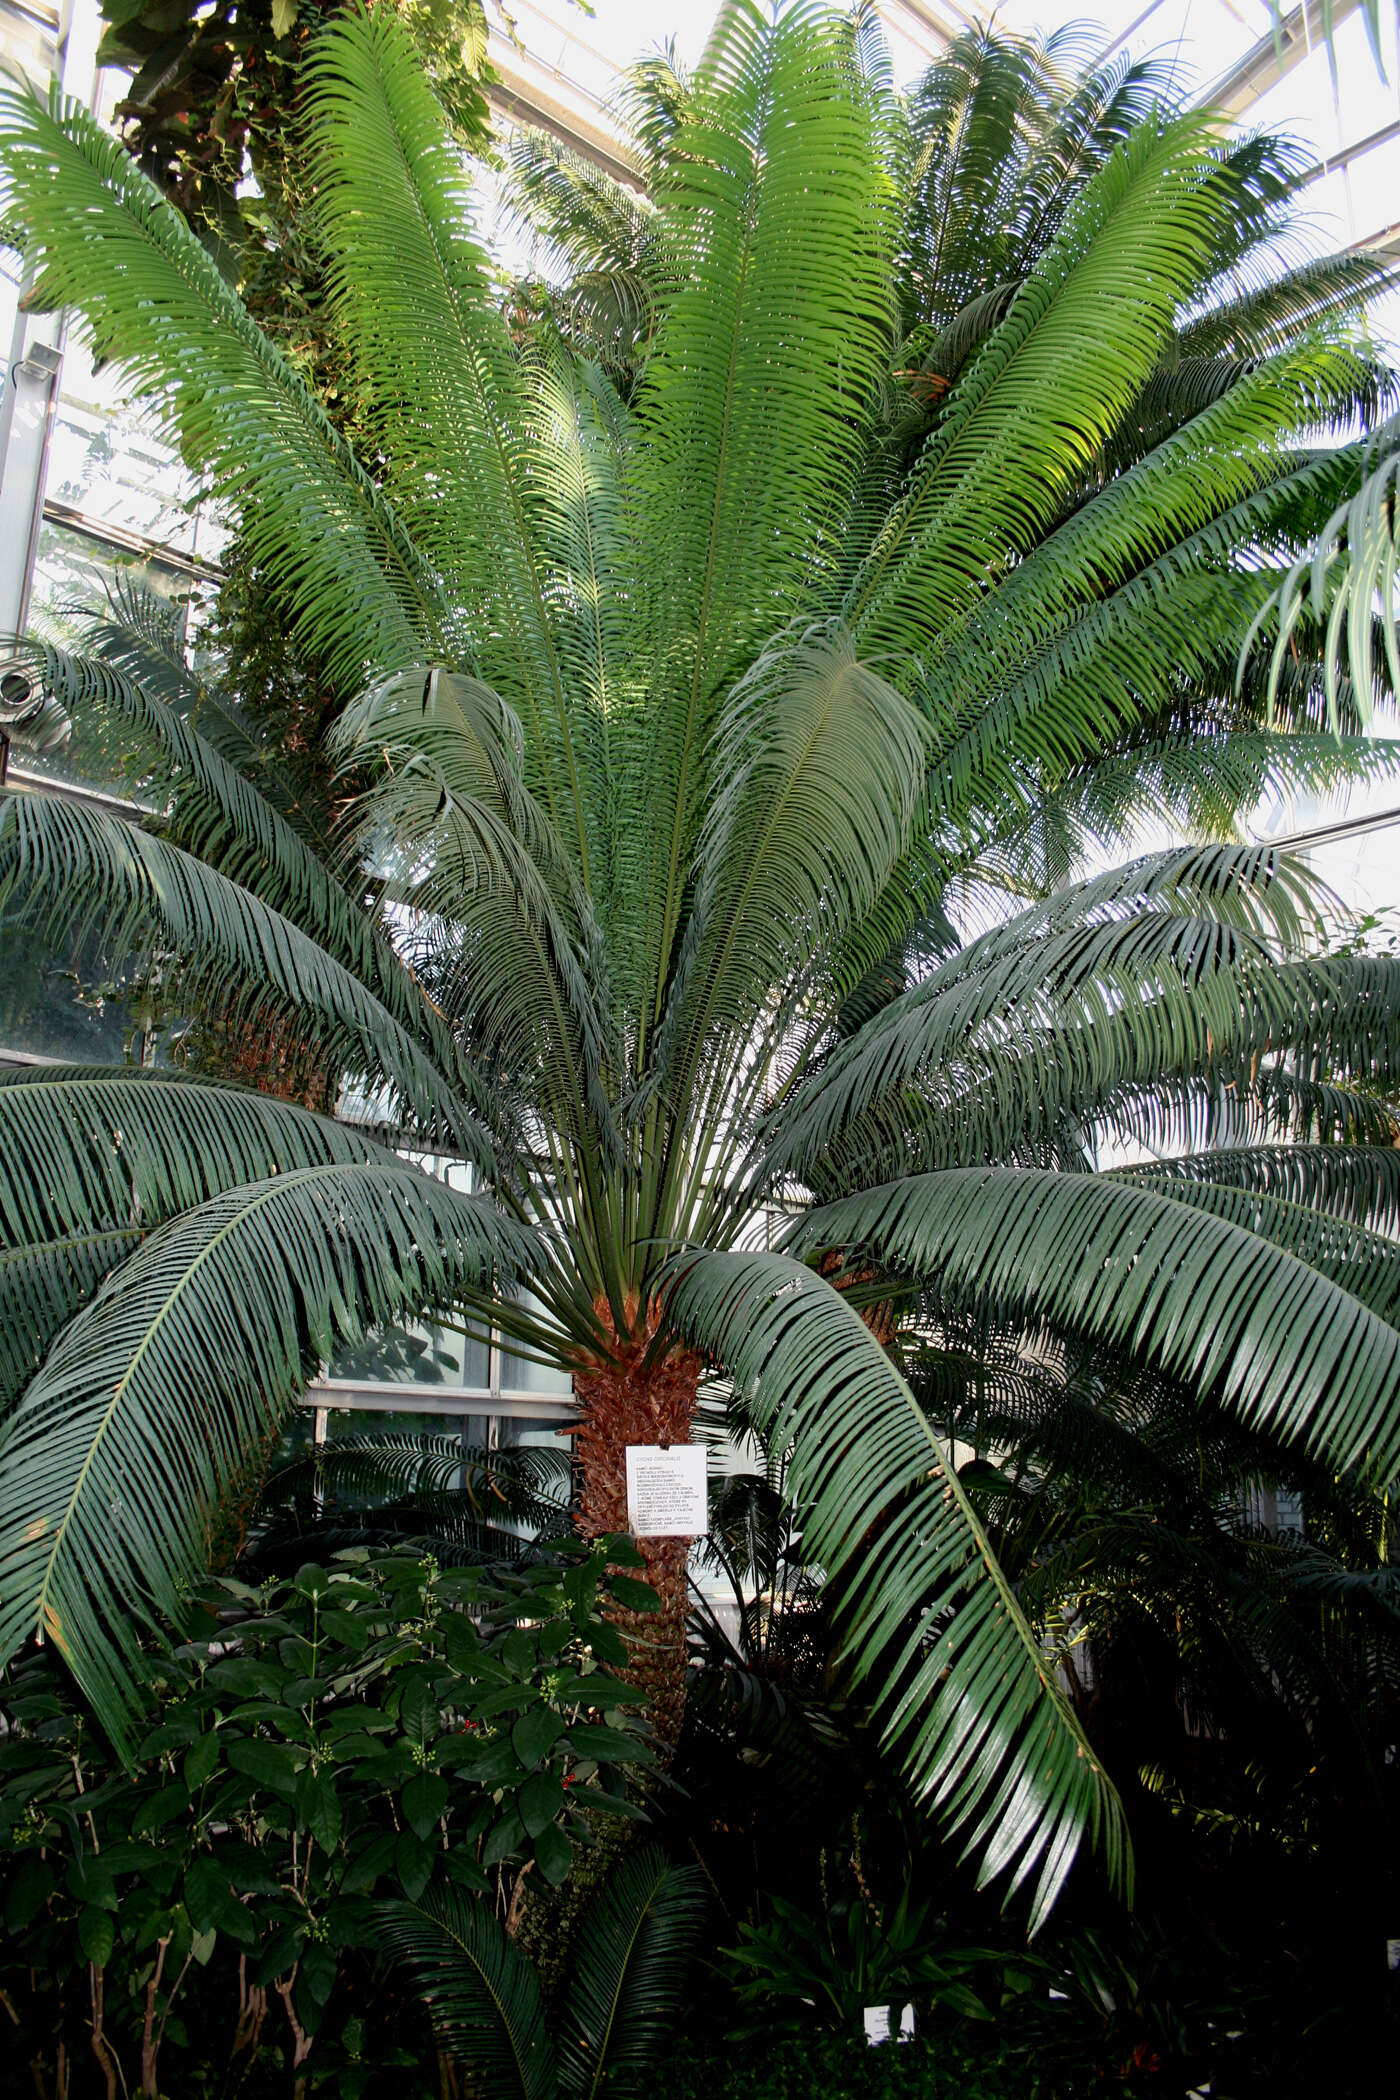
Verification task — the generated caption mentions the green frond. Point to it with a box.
[557,1846,708,2098]
[1250,410,1400,726]
[918,348,1372,742]
[620,0,895,1027]
[0,1065,397,1237]
[772,844,1331,1176]
[989,732,1400,893]
[1126,1173,1400,1324]
[504,128,662,376]
[74,588,340,861]
[0,73,437,690]
[305,8,600,881]
[0,1161,531,1745]
[0,1227,142,1416]
[787,1167,1400,1477]
[259,1433,570,1530]
[25,627,515,1117]
[1014,43,1184,255]
[18,641,379,973]
[375,1886,555,2100]
[520,349,631,926]
[895,27,1051,335]
[849,115,1244,660]
[646,627,927,1133]
[0,791,493,1159]
[1111,1143,1400,1229]
[0,1066,405,1409]
[332,669,617,1149]
[663,1245,1133,1933]
[1181,252,1400,361]
[781,944,1400,1191]
[1090,337,1391,480]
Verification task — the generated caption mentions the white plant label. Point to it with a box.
[624,1443,708,1538]
[863,2005,914,2046]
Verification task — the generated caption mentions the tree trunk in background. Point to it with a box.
[572,1319,701,1754]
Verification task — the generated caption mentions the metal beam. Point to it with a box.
[1202,0,1359,118]
[1298,114,1400,183]
[484,77,641,190]
[0,341,62,638]
[1256,802,1400,852]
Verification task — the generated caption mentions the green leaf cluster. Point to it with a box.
[0,1538,653,2087]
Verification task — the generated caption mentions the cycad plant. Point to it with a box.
[377,1846,706,2100]
[3,0,1400,1928]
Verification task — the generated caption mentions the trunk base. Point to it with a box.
[572,1326,700,1754]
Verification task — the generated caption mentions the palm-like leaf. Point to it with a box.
[0,73,437,689]
[1253,409,1400,722]
[0,1162,530,1741]
[0,1067,407,1408]
[788,1171,1400,1478]
[10,639,402,998]
[377,1848,704,2099]
[619,0,895,1019]
[663,1247,1132,1932]
[556,1846,708,2098]
[305,13,594,870]
[374,1886,555,2100]
[0,792,492,1157]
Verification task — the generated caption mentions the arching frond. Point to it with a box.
[618,0,894,1027]
[772,844,1334,1177]
[0,793,493,1158]
[849,116,1242,660]
[1125,1173,1400,1324]
[663,1246,1132,1933]
[15,642,383,981]
[647,628,927,1127]
[0,1163,533,1745]
[304,8,592,877]
[375,1886,555,2100]
[1111,1143,1400,1230]
[332,669,617,1148]
[0,1067,402,1410]
[1251,410,1400,725]
[0,74,437,689]
[989,731,1400,894]
[1181,252,1400,361]
[788,1169,1400,1476]
[557,1847,708,2098]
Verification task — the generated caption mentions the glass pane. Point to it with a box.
[0,917,146,1063]
[0,253,19,367]
[499,1415,571,1451]
[324,1152,491,1391]
[497,1292,572,1395]
[330,1317,489,1391]
[47,337,200,551]
[323,1407,477,1441]
[496,1414,574,1536]
[269,1406,317,1471]
[20,521,215,801]
[318,1407,475,1507]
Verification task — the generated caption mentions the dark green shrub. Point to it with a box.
[0,1537,655,2094]
[666,2034,1046,2100]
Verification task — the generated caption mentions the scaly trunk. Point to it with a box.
[572,1315,701,1753]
